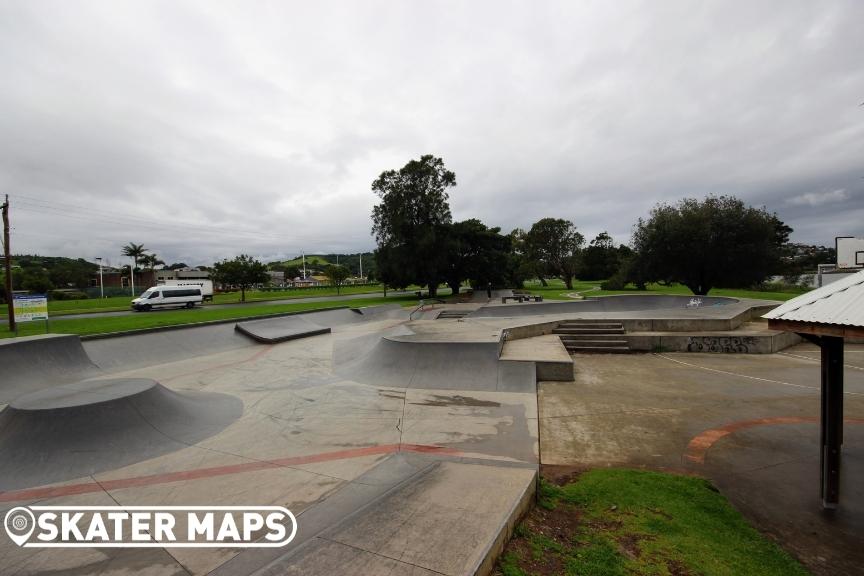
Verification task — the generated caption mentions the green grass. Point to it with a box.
[0,295,419,339]
[0,284,391,317]
[500,469,808,576]
[522,278,808,302]
[279,255,332,267]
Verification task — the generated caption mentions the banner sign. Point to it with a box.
[13,295,48,322]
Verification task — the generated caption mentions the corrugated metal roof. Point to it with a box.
[763,269,864,326]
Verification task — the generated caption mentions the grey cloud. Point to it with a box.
[1,0,863,266]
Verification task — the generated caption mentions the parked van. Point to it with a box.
[158,279,214,302]
[131,286,203,311]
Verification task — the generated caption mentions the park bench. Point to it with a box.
[501,295,543,303]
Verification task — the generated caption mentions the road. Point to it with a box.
[48,289,442,320]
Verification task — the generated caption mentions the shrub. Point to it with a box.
[49,290,89,301]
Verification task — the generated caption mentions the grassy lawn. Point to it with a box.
[0,295,419,339]
[0,284,390,317]
[498,469,807,576]
[522,279,807,302]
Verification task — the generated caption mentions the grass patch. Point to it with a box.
[0,295,419,339]
[497,469,808,576]
[522,279,807,302]
[0,284,393,317]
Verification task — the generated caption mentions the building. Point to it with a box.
[155,268,211,282]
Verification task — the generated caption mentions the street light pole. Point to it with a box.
[96,257,104,299]
[130,259,135,297]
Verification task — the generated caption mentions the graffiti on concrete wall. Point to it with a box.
[686,336,758,353]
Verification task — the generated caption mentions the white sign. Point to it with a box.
[4,506,297,548]
[13,294,48,322]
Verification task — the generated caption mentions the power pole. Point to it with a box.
[2,195,15,332]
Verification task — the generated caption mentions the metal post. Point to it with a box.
[96,257,104,299]
[820,335,844,509]
[130,260,135,297]
[2,195,15,332]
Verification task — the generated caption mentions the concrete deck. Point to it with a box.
[0,308,540,575]
[3,294,857,575]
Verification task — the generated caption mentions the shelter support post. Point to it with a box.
[820,336,844,509]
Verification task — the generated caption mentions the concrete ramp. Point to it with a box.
[235,307,399,344]
[0,378,242,490]
[0,334,101,404]
[351,303,406,318]
[236,317,331,343]
[334,331,535,392]
[83,322,257,372]
[471,294,736,317]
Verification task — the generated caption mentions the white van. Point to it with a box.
[159,279,214,302]
[131,285,203,311]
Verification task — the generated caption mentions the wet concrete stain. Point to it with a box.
[410,394,501,407]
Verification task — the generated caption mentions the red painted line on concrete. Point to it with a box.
[0,444,463,503]
[685,417,864,464]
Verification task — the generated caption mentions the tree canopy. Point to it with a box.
[525,218,585,289]
[212,254,269,301]
[323,264,350,294]
[581,232,627,280]
[442,219,517,296]
[632,195,790,295]
[121,242,148,269]
[371,155,455,296]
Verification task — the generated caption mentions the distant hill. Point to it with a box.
[269,253,376,279]
[279,255,332,268]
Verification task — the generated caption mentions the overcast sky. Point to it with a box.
[1,1,862,267]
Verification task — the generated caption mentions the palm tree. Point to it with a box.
[140,253,165,271]
[121,243,148,270]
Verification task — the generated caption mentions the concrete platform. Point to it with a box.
[1,294,845,575]
[0,308,538,575]
[235,317,331,343]
[500,334,573,380]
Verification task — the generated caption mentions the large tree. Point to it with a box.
[581,231,622,280]
[442,219,514,296]
[632,195,790,295]
[371,155,455,297]
[212,254,269,302]
[525,218,585,289]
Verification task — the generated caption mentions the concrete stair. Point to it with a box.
[437,310,470,319]
[553,320,630,353]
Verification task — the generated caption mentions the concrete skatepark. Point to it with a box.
[0,294,860,575]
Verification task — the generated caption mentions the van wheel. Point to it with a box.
[143,304,152,312]
[186,302,195,309]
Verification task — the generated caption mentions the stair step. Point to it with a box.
[557,321,624,327]
[437,311,469,319]
[564,345,631,353]
[558,338,628,346]
[558,334,627,341]
[553,328,625,335]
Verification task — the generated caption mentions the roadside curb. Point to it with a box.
[79,306,352,341]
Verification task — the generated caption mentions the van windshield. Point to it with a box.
[138,290,153,299]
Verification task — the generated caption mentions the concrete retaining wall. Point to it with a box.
[626,331,801,353]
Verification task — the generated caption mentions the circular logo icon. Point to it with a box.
[4,507,35,546]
